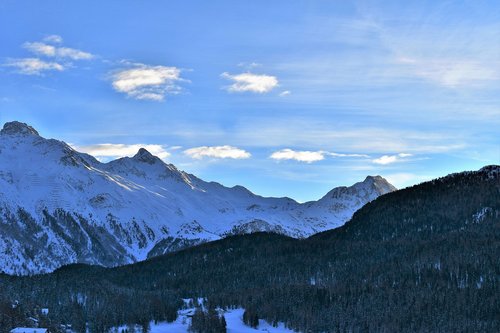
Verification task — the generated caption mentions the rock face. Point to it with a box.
[0,121,396,275]
[0,121,40,136]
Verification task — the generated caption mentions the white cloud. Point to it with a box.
[184,146,251,159]
[372,153,413,165]
[56,47,93,60]
[327,152,370,158]
[5,58,64,75]
[43,34,63,44]
[270,149,370,163]
[23,41,93,60]
[111,64,185,101]
[23,42,56,57]
[279,90,291,97]
[6,36,93,75]
[221,72,278,93]
[270,149,325,163]
[72,143,171,161]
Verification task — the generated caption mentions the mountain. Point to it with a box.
[0,121,396,275]
[1,165,497,332]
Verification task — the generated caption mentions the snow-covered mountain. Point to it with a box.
[0,121,396,275]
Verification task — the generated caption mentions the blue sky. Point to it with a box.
[1,0,499,202]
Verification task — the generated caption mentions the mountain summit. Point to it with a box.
[0,122,396,275]
[132,147,159,164]
[0,121,40,136]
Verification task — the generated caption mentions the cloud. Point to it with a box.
[184,146,251,159]
[72,143,171,161]
[221,72,278,93]
[270,149,369,163]
[56,47,94,60]
[5,36,93,75]
[111,63,186,101]
[237,62,262,69]
[279,90,291,97]
[396,57,498,87]
[43,34,63,44]
[270,149,325,163]
[217,119,467,154]
[5,58,64,75]
[372,153,413,165]
[23,41,93,60]
[327,152,370,158]
[23,42,56,57]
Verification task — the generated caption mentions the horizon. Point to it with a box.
[1,1,499,202]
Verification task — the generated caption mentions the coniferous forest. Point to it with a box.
[0,166,499,332]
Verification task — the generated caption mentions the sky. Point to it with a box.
[0,0,499,202]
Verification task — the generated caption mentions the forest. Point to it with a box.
[0,166,499,332]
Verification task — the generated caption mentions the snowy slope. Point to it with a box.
[113,307,294,333]
[0,121,396,275]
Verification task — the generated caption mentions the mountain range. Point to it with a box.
[0,121,395,275]
[1,162,497,332]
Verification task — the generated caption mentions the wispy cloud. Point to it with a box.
[220,119,467,154]
[237,62,262,70]
[221,72,278,93]
[55,47,94,60]
[279,90,291,97]
[111,63,186,101]
[5,35,93,75]
[270,149,368,163]
[372,153,413,165]
[369,3,500,88]
[4,58,64,75]
[72,143,171,161]
[43,34,63,44]
[23,39,94,60]
[395,57,498,87]
[184,145,251,159]
[23,42,56,57]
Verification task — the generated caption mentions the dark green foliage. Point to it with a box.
[189,307,226,333]
[0,298,29,333]
[0,166,498,332]
[243,308,259,328]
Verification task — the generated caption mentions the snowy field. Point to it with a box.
[112,307,295,333]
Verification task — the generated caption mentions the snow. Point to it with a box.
[472,207,491,223]
[112,308,294,333]
[0,121,396,274]
[10,329,48,333]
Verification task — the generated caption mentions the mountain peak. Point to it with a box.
[363,175,397,192]
[0,121,40,136]
[364,175,383,182]
[132,147,159,164]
